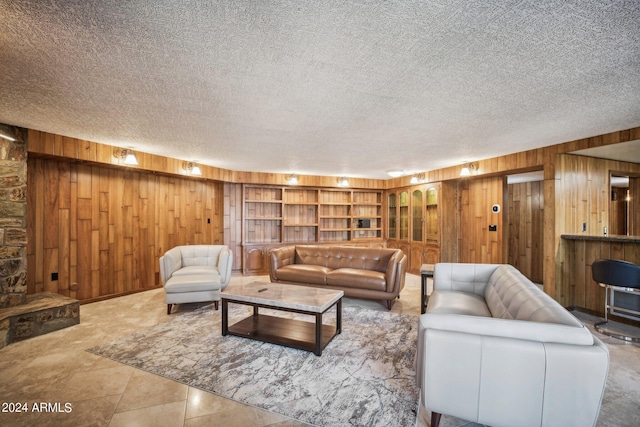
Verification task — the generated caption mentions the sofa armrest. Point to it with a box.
[159,255,167,286]
[384,251,407,293]
[418,327,608,427]
[419,313,594,345]
[269,246,296,282]
[217,246,233,287]
[159,247,182,286]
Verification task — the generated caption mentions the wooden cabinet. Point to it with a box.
[386,183,444,274]
[243,185,383,274]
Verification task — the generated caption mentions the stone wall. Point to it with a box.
[0,125,27,308]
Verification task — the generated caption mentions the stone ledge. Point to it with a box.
[0,292,80,349]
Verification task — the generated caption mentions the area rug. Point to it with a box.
[87,304,419,426]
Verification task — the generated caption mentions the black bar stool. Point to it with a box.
[592,259,640,342]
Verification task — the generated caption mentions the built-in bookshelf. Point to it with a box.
[244,186,283,244]
[243,185,383,245]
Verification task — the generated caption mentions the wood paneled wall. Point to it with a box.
[22,124,640,304]
[554,154,640,307]
[27,158,224,302]
[458,177,505,264]
[554,154,640,243]
[507,180,544,283]
[27,129,386,189]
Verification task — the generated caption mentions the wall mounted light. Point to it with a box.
[460,162,477,177]
[410,173,426,184]
[183,161,202,175]
[337,177,349,187]
[0,131,16,141]
[113,148,138,165]
[287,174,298,185]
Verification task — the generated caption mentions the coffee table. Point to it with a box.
[221,281,343,356]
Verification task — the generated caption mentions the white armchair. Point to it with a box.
[159,245,233,314]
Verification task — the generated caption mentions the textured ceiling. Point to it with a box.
[1,1,639,179]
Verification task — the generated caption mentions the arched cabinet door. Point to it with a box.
[243,246,268,275]
[412,189,423,242]
[399,191,409,241]
[388,193,397,239]
[425,187,439,245]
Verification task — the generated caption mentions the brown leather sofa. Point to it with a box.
[269,245,407,309]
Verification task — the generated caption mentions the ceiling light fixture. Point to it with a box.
[387,170,404,178]
[0,131,16,141]
[114,148,138,165]
[337,177,349,187]
[287,174,298,185]
[460,162,477,177]
[183,161,202,176]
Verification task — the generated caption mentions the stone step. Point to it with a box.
[0,292,79,349]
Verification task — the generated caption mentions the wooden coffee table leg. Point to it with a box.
[315,313,322,356]
[221,299,229,336]
[336,298,342,334]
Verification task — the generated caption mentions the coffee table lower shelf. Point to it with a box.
[221,297,342,356]
[226,313,339,355]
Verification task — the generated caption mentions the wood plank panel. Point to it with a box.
[507,180,544,283]
[26,158,225,303]
[459,177,505,264]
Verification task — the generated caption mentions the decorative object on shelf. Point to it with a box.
[387,169,404,178]
[337,177,349,187]
[287,174,298,185]
[460,162,477,177]
[183,161,202,175]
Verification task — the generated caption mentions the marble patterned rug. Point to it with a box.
[87,303,419,426]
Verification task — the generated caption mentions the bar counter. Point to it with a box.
[561,234,640,243]
[560,234,640,320]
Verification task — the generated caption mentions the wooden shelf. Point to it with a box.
[243,184,383,250]
[246,217,282,220]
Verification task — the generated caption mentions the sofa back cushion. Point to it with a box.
[179,245,224,267]
[294,245,397,273]
[485,265,583,327]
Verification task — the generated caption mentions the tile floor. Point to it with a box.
[0,273,638,427]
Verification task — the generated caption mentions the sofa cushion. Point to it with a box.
[485,265,584,327]
[172,266,219,276]
[164,274,221,293]
[275,264,330,285]
[179,245,223,267]
[427,291,492,317]
[326,268,386,291]
[294,246,396,273]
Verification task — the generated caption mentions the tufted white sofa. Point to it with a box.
[416,263,609,427]
[159,245,233,314]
